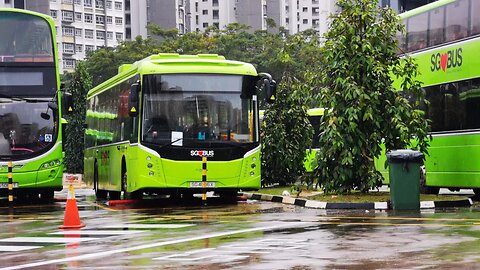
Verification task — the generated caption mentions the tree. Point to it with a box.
[64,62,92,173]
[314,0,430,194]
[261,75,314,186]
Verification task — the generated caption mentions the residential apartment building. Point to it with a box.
[48,0,125,73]
[127,0,337,39]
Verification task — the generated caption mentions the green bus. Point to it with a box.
[84,53,275,200]
[375,0,480,195]
[0,9,69,200]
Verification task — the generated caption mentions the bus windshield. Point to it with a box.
[142,74,258,146]
[0,12,54,63]
[0,99,56,159]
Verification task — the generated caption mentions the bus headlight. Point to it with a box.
[149,171,154,176]
[146,156,151,161]
[250,172,255,177]
[147,163,153,168]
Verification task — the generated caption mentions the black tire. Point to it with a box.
[218,190,238,202]
[121,163,142,200]
[419,166,439,195]
[40,190,54,201]
[94,163,107,200]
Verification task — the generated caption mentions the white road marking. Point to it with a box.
[49,230,146,236]
[101,224,196,229]
[0,246,42,252]
[0,237,99,244]
[0,222,310,270]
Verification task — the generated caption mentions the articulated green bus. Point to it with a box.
[84,53,275,200]
[375,0,480,195]
[0,9,68,200]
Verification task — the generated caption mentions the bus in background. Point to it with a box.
[84,53,276,200]
[0,9,70,200]
[259,108,324,173]
[375,0,480,195]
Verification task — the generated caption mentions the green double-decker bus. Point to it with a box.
[0,9,67,200]
[84,53,275,200]
[375,0,480,195]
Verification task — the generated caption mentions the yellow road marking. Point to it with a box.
[321,216,480,222]
[317,221,479,227]
[84,200,119,212]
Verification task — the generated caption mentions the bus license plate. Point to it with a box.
[189,182,215,188]
[0,182,19,188]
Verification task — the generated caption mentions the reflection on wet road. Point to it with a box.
[0,190,479,269]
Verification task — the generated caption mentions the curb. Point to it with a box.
[240,193,473,210]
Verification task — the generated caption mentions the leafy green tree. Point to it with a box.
[314,0,430,194]
[64,62,92,173]
[261,75,314,186]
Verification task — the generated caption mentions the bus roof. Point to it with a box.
[88,53,258,97]
[398,0,455,19]
[0,8,55,27]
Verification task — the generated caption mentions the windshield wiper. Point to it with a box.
[158,138,183,149]
[0,93,29,102]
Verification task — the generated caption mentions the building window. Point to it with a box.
[84,0,92,6]
[96,15,105,24]
[75,28,82,37]
[213,10,219,20]
[85,45,95,52]
[64,59,75,69]
[107,31,113,40]
[74,0,81,4]
[115,17,123,25]
[203,22,208,28]
[115,32,123,40]
[106,16,113,24]
[106,0,112,9]
[114,1,122,10]
[85,29,94,39]
[95,0,104,8]
[50,10,57,18]
[62,0,73,4]
[303,7,308,12]
[303,19,308,24]
[75,44,83,53]
[62,11,74,22]
[84,13,93,23]
[75,12,82,21]
[202,10,208,15]
[96,30,105,40]
[63,43,75,54]
[62,26,74,36]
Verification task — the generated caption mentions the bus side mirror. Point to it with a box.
[259,73,276,104]
[63,92,73,115]
[129,82,140,117]
[264,79,276,104]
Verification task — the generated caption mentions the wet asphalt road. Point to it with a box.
[0,189,479,270]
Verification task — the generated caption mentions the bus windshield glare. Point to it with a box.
[142,74,258,146]
[0,99,56,159]
[0,12,54,63]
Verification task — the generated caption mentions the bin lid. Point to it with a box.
[386,149,424,163]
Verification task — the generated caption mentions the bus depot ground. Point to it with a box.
[0,188,479,269]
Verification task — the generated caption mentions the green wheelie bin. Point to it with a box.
[386,149,424,210]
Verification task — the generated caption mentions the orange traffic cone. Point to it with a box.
[59,185,85,229]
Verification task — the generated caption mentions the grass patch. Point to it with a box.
[256,186,470,203]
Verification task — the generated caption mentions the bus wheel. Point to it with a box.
[109,190,121,200]
[94,163,107,200]
[419,166,439,195]
[122,169,142,200]
[218,190,238,202]
[40,190,54,201]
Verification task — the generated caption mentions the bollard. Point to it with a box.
[8,161,13,206]
[202,156,207,204]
